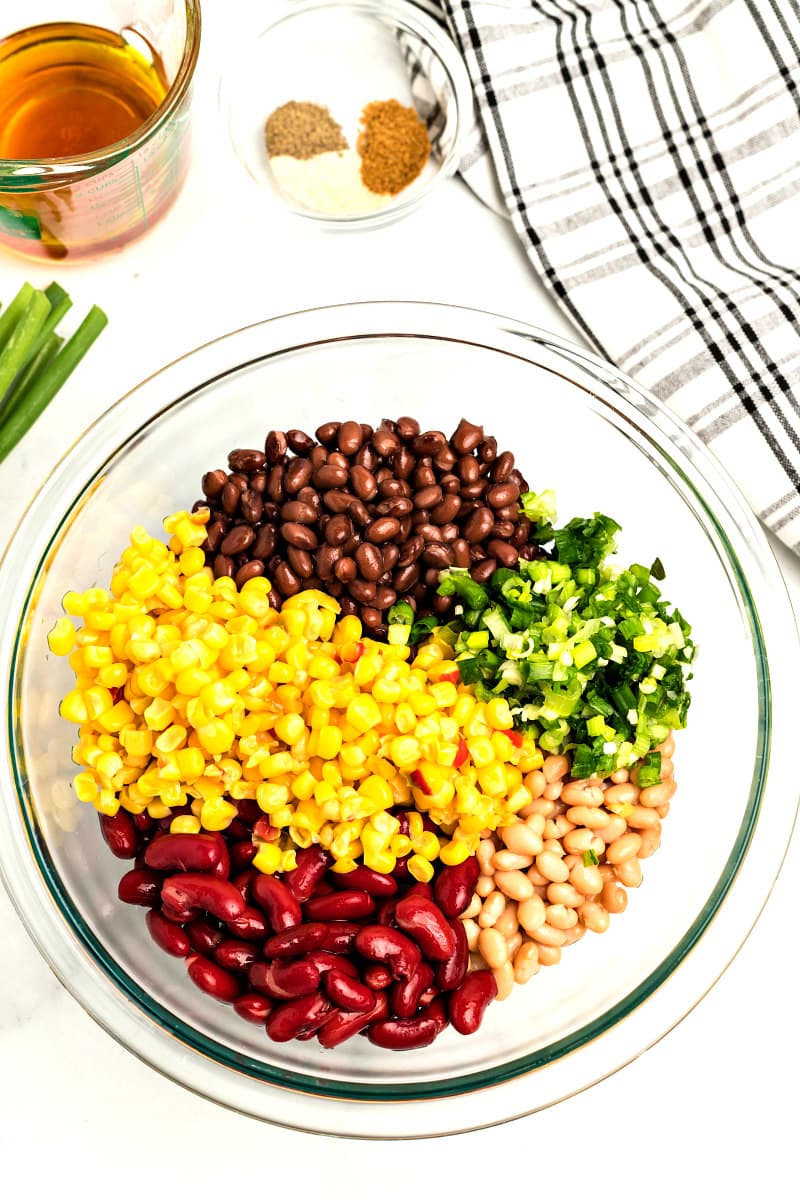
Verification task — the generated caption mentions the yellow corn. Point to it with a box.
[55,507,548,875]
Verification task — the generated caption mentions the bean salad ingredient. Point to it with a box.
[357,99,430,195]
[50,410,694,1054]
[0,280,107,462]
[429,493,694,776]
[194,417,533,638]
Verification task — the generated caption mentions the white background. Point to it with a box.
[1,3,798,1193]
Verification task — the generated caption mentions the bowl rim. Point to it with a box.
[0,301,797,1136]
[217,0,474,229]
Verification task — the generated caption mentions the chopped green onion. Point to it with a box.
[582,849,599,867]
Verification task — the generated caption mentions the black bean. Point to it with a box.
[412,431,447,456]
[470,558,497,583]
[202,469,227,498]
[338,421,364,456]
[487,482,520,509]
[240,490,263,524]
[287,547,315,578]
[397,535,424,567]
[355,543,384,581]
[315,421,340,446]
[273,562,301,596]
[230,448,267,473]
[365,517,401,544]
[214,554,235,578]
[463,507,494,543]
[264,432,287,464]
[487,539,519,567]
[252,525,276,560]
[349,579,377,605]
[491,452,515,483]
[451,418,484,454]
[236,560,265,587]
[350,465,378,500]
[282,523,318,550]
[335,556,357,583]
[393,563,420,592]
[220,525,255,556]
[221,480,241,515]
[281,500,317,524]
[267,465,286,503]
[287,429,315,455]
[284,459,312,494]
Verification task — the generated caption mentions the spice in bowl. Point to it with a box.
[264,98,431,218]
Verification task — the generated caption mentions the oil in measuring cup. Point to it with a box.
[0,7,200,261]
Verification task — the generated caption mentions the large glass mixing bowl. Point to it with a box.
[0,302,796,1137]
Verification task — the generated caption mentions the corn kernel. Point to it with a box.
[407,854,434,883]
[440,839,471,866]
[199,797,237,831]
[171,815,201,834]
[252,842,281,874]
[48,617,77,656]
[486,697,514,730]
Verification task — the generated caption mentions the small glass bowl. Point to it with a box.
[0,303,797,1138]
[218,0,472,228]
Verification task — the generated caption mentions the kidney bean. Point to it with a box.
[394,895,456,962]
[251,874,302,931]
[421,994,449,1035]
[433,857,481,918]
[233,993,273,1024]
[324,969,376,1013]
[226,905,269,941]
[304,890,375,922]
[266,991,333,1042]
[330,864,398,897]
[355,925,421,981]
[161,874,246,924]
[390,961,434,1019]
[305,950,359,977]
[99,811,138,859]
[448,968,498,1035]
[214,939,259,972]
[367,1015,440,1050]
[229,841,257,872]
[207,832,231,880]
[283,846,331,904]
[318,921,361,953]
[375,896,398,927]
[118,867,161,907]
[186,918,225,956]
[186,954,241,1003]
[131,812,154,834]
[145,909,190,957]
[317,990,389,1048]
[264,922,329,958]
[434,918,469,992]
[363,963,393,990]
[248,959,317,1000]
[144,833,221,874]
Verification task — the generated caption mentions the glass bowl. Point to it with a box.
[218,0,472,228]
[0,302,797,1138]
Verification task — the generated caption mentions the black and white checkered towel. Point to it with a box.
[434,0,800,554]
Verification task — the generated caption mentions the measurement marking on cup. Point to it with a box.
[133,162,148,229]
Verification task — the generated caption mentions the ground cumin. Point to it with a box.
[357,99,430,195]
[265,100,348,160]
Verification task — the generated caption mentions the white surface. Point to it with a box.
[1,2,798,1190]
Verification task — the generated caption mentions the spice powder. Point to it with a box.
[357,99,430,195]
[265,100,347,159]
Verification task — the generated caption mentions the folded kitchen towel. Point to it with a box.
[433,0,800,553]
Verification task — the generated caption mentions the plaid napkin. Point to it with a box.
[430,0,800,554]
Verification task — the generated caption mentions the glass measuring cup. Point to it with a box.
[0,1,201,261]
